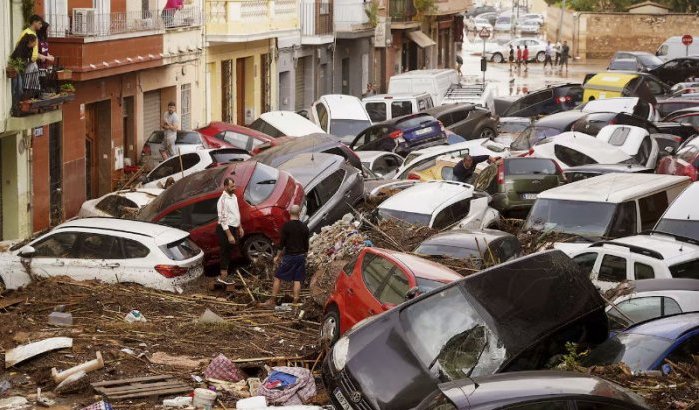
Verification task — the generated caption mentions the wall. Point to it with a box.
[277,45,332,110]
[334,37,373,97]
[32,129,50,232]
[1,133,32,240]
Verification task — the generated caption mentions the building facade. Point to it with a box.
[333,0,375,97]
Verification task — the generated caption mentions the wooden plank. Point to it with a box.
[108,386,192,400]
[91,375,170,387]
[96,380,184,394]
[0,297,24,310]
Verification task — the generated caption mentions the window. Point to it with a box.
[391,101,412,118]
[670,259,699,279]
[123,238,150,258]
[244,163,279,206]
[342,253,360,276]
[554,145,597,167]
[437,113,455,127]
[417,97,433,110]
[361,254,396,295]
[148,153,200,181]
[639,191,668,231]
[366,102,387,122]
[505,158,557,175]
[32,232,79,258]
[433,199,471,230]
[319,0,330,14]
[159,207,190,230]
[190,198,218,227]
[180,83,191,130]
[218,131,258,152]
[377,271,410,305]
[504,401,569,410]
[608,201,638,238]
[210,150,248,164]
[634,137,653,165]
[644,78,666,96]
[316,169,345,205]
[607,127,630,146]
[373,156,401,176]
[666,335,699,366]
[161,237,201,261]
[316,103,329,132]
[572,252,598,274]
[634,262,655,280]
[77,234,123,259]
[96,195,138,217]
[450,109,469,123]
[598,254,627,283]
[176,131,203,145]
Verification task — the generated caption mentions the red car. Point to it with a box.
[657,136,699,180]
[197,122,289,155]
[138,161,304,265]
[321,247,462,345]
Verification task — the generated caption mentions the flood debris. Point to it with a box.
[258,367,316,406]
[51,351,104,383]
[204,354,245,382]
[5,337,73,368]
[149,351,208,370]
[47,311,73,327]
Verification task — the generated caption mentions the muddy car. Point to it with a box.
[322,250,609,410]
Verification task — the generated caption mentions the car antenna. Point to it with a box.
[604,174,617,202]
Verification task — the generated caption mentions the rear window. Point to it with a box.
[505,158,557,175]
[415,243,482,260]
[176,132,202,144]
[332,119,371,137]
[147,132,164,143]
[670,259,699,279]
[378,208,432,226]
[396,115,436,130]
[244,163,280,205]
[210,150,248,164]
[160,237,201,261]
[249,118,284,138]
[499,121,529,134]
[554,145,597,167]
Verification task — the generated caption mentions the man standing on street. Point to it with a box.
[559,41,570,73]
[554,41,561,66]
[453,154,498,184]
[161,102,179,159]
[544,41,554,71]
[217,178,244,279]
[261,205,310,307]
[516,45,522,71]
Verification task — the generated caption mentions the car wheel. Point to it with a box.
[479,127,496,139]
[492,53,504,63]
[321,305,341,346]
[536,51,545,63]
[243,234,274,262]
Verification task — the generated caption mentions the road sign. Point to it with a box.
[682,34,693,46]
[478,28,491,39]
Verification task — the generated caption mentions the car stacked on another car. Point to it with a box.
[78,188,164,218]
[425,103,497,140]
[196,122,287,155]
[495,83,584,118]
[414,228,521,269]
[141,149,250,189]
[349,113,448,157]
[526,132,634,169]
[252,133,362,170]
[657,135,699,180]
[140,130,207,166]
[309,94,373,137]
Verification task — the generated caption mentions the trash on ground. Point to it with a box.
[0,396,30,410]
[47,311,73,327]
[35,388,56,407]
[80,400,113,410]
[197,308,225,324]
[51,351,104,383]
[208,378,250,397]
[123,310,146,323]
[204,354,245,382]
[258,367,316,406]
[4,337,73,368]
[54,370,89,395]
[192,387,218,408]
[149,351,208,369]
[91,375,191,400]
[162,395,193,408]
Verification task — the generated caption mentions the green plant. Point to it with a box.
[60,83,76,93]
[22,0,34,27]
[413,0,436,16]
[559,342,589,371]
[364,0,379,27]
[7,58,26,73]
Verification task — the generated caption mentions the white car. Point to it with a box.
[595,125,659,169]
[78,188,163,218]
[485,38,547,63]
[654,181,698,241]
[140,130,207,167]
[579,97,659,122]
[142,148,249,189]
[0,218,204,292]
[249,111,324,138]
[564,233,699,291]
[472,17,493,32]
[355,151,404,179]
[516,20,540,34]
[377,180,500,230]
[527,132,634,170]
[309,95,373,137]
[493,16,511,32]
[521,13,544,25]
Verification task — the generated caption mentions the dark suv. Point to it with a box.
[349,113,447,157]
[425,103,497,140]
[495,84,584,118]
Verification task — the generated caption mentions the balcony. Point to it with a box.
[300,0,334,44]
[425,0,470,15]
[206,0,300,42]
[389,0,417,28]
[334,0,371,33]
[8,68,72,129]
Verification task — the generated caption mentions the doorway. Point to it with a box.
[85,100,112,199]
[123,96,135,166]
[236,58,246,125]
[49,122,63,226]
[222,60,234,123]
[341,57,349,94]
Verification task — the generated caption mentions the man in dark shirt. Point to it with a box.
[452,154,496,183]
[261,205,310,307]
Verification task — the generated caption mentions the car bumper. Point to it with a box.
[322,356,375,410]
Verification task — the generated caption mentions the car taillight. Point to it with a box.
[686,165,698,181]
[389,130,404,140]
[673,136,683,142]
[555,96,572,104]
[142,145,151,156]
[522,148,534,157]
[609,118,617,125]
[155,265,189,278]
[497,161,505,184]
[408,172,422,180]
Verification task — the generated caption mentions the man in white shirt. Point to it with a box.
[216,178,244,278]
[161,101,180,159]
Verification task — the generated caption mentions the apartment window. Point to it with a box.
[181,84,192,131]
[320,0,330,14]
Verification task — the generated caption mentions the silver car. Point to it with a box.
[140,130,207,167]
[485,38,548,63]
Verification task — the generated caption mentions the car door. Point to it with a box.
[306,169,345,232]
[26,231,80,278]
[186,197,221,261]
[117,237,154,286]
[68,232,125,283]
[344,252,396,327]
[594,253,630,291]
[449,109,473,138]
[365,101,388,122]
[571,251,600,277]
[375,266,412,311]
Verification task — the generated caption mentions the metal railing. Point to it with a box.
[300,0,333,36]
[206,0,299,35]
[10,65,69,116]
[389,0,415,22]
[333,0,369,30]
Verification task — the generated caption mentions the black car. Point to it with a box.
[656,97,699,118]
[425,104,497,140]
[349,113,448,157]
[322,250,609,410]
[510,110,589,151]
[494,84,584,118]
[415,371,650,410]
[649,56,699,86]
[608,51,663,72]
[252,133,362,170]
[563,164,654,182]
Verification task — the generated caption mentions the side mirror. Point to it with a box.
[18,245,36,258]
[405,286,420,301]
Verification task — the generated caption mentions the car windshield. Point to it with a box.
[332,119,372,137]
[499,121,529,134]
[160,237,201,261]
[581,333,673,372]
[524,199,617,238]
[176,132,202,144]
[244,163,280,206]
[378,208,432,226]
[401,285,506,380]
[415,243,483,260]
[416,278,449,294]
[655,219,699,242]
[505,158,557,175]
[511,126,561,150]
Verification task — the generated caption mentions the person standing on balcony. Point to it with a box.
[10,33,38,114]
[37,20,55,70]
[16,15,54,65]
[162,0,184,28]
[161,102,180,159]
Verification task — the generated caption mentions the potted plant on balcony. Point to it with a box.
[413,0,435,19]
[365,1,379,27]
[19,99,34,113]
[5,58,24,79]
[60,83,76,94]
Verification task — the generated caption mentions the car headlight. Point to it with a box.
[332,336,350,371]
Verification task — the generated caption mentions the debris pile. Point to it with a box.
[307,214,367,271]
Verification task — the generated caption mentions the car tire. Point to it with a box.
[479,127,496,139]
[242,234,275,263]
[492,53,504,63]
[321,305,341,346]
[536,51,545,63]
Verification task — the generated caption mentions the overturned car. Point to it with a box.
[322,250,609,410]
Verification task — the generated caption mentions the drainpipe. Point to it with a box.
[556,0,565,43]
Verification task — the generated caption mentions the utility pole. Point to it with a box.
[557,0,566,43]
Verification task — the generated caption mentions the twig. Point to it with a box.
[236,269,256,303]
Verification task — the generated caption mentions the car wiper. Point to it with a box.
[256,179,277,185]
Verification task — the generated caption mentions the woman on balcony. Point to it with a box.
[162,0,184,28]
[10,33,40,114]
[37,20,55,70]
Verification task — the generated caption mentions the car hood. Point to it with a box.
[340,250,608,410]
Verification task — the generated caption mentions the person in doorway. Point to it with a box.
[260,205,310,307]
[161,102,179,159]
[554,41,562,66]
[544,41,554,71]
[559,41,570,73]
[453,154,499,184]
[216,178,244,279]
[508,45,515,72]
[363,83,376,98]
[515,45,522,71]
[522,45,529,72]
[162,0,184,27]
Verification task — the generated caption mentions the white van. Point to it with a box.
[362,93,434,123]
[387,69,459,105]
[654,181,698,241]
[656,36,699,61]
[309,95,372,137]
[249,111,324,138]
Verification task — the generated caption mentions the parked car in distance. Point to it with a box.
[471,16,493,32]
[606,279,699,331]
[496,84,584,118]
[425,103,497,140]
[657,135,699,180]
[486,38,547,63]
[141,149,250,189]
[138,161,304,264]
[140,130,207,166]
[415,371,650,410]
[309,94,373,137]
[78,188,163,218]
[377,180,500,230]
[387,69,460,106]
[278,154,363,233]
[494,117,531,146]
[521,13,544,25]
[320,247,461,344]
[248,111,324,137]
[578,96,659,121]
[475,11,498,26]
[474,157,565,215]
[196,122,283,155]
[0,218,204,292]
[516,19,540,34]
[524,173,691,240]
[323,250,609,410]
[581,313,699,372]
[563,163,654,183]
[494,15,511,32]
[656,36,699,61]
[595,125,659,169]
[355,151,404,179]
[414,228,521,268]
[362,93,434,123]
[349,113,447,157]
[654,181,698,241]
[608,51,663,72]
[527,132,634,170]
[252,133,362,170]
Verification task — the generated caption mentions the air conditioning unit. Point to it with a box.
[73,8,97,35]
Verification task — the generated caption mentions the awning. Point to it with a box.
[407,30,436,48]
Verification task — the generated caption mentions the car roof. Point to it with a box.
[258,111,324,134]
[666,106,699,115]
[630,278,699,293]
[538,173,690,203]
[624,312,699,339]
[253,134,342,165]
[277,153,343,187]
[362,93,431,102]
[564,163,652,173]
[418,229,514,249]
[379,181,473,214]
[112,188,164,207]
[614,51,655,57]
[425,103,476,116]
[318,95,369,120]
[606,233,699,262]
[537,132,632,163]
[534,110,588,127]
[585,72,640,88]
[197,122,272,139]
[55,217,188,245]
[660,182,698,221]
[581,97,640,113]
[382,112,434,126]
[374,248,462,282]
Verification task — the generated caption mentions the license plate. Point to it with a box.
[414,127,433,136]
[521,193,538,200]
[334,388,353,410]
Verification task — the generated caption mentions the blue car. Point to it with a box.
[349,113,447,157]
[582,313,699,372]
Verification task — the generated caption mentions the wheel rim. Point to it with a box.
[537,52,545,62]
[322,315,337,343]
[246,238,274,260]
[494,54,503,63]
[480,128,495,139]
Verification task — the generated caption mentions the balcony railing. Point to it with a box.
[300,0,333,36]
[46,7,201,38]
[206,0,299,39]
[10,66,74,117]
[334,0,370,31]
[389,0,415,22]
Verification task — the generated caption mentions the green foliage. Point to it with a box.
[413,0,436,16]
[60,83,76,93]
[559,342,589,370]
[22,0,34,27]
[7,58,26,73]
[364,1,379,27]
